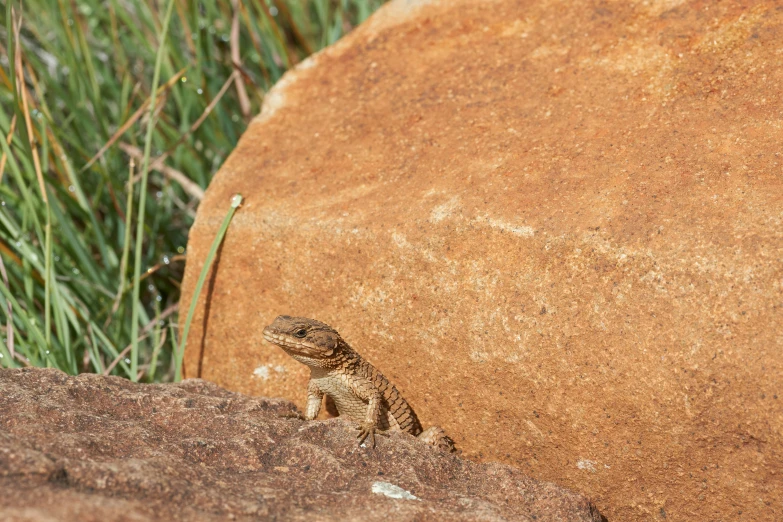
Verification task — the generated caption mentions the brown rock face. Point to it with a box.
[0,368,601,521]
[180,0,783,520]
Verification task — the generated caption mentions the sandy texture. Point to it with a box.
[181,0,783,520]
[0,368,601,521]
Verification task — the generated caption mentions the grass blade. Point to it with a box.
[176,194,242,382]
[129,0,177,382]
[0,0,383,380]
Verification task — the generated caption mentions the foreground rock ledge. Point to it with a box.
[0,368,601,522]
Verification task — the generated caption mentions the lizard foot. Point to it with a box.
[356,422,387,448]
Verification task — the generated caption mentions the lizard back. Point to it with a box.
[353,356,424,436]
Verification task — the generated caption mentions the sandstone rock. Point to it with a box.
[180,0,783,520]
[0,368,601,522]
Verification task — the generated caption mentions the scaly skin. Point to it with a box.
[263,315,454,451]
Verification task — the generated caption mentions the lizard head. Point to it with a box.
[263,315,344,367]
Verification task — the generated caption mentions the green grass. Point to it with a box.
[0,0,383,381]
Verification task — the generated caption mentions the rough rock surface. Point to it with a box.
[0,368,602,521]
[180,0,783,520]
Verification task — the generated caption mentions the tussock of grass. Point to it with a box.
[0,0,382,381]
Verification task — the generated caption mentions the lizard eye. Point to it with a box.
[294,328,307,338]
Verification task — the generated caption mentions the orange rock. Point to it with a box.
[181,1,783,520]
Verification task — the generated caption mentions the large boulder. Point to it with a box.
[0,368,601,521]
[180,0,783,520]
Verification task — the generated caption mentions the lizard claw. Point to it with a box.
[356,422,378,448]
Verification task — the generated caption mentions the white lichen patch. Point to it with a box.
[371,481,420,501]
[392,231,411,249]
[499,18,534,38]
[525,420,545,440]
[251,46,330,127]
[485,217,534,237]
[349,285,391,310]
[576,459,597,472]
[640,0,686,17]
[253,72,297,125]
[252,364,286,381]
[430,196,460,223]
[467,214,535,238]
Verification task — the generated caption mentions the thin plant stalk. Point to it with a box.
[168,323,178,381]
[0,254,13,362]
[148,324,166,382]
[129,0,177,382]
[176,194,242,382]
[107,158,135,329]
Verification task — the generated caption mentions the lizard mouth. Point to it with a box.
[263,328,304,351]
[262,327,283,345]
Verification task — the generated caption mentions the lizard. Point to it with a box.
[262,315,455,452]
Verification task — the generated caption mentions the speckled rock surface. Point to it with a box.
[0,368,602,521]
[180,0,783,520]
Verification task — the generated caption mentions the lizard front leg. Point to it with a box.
[356,390,382,447]
[304,380,324,420]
